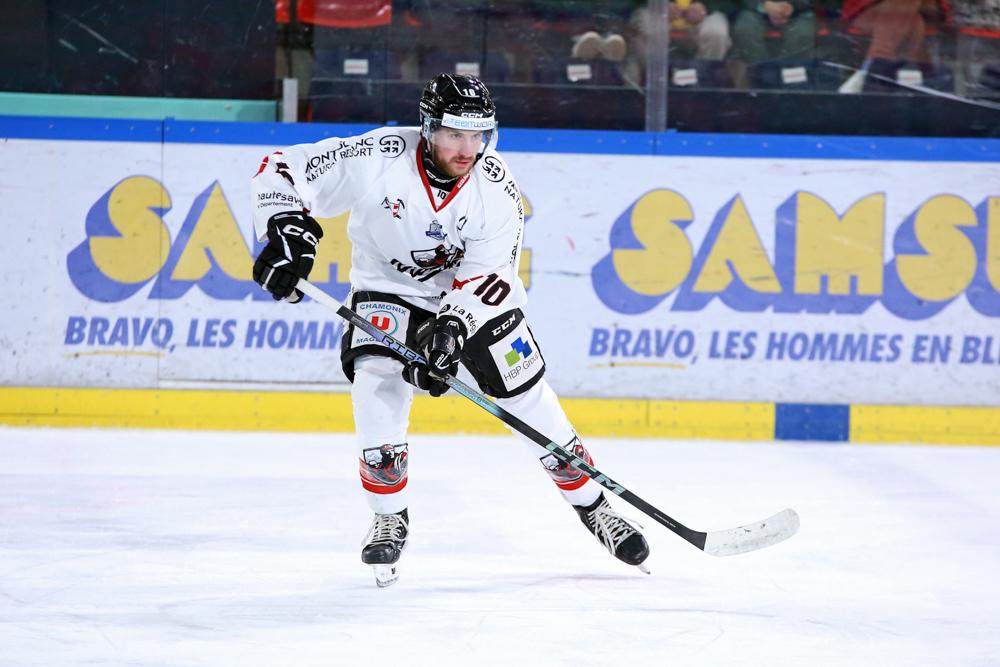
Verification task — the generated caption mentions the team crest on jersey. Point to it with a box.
[425,221,446,241]
[410,244,462,268]
[381,196,405,219]
[390,244,464,282]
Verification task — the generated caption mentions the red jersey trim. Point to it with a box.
[452,275,484,290]
[253,151,283,178]
[416,138,471,213]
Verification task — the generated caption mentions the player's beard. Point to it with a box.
[432,145,475,178]
[445,157,474,178]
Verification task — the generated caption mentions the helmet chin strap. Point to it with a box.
[421,139,460,189]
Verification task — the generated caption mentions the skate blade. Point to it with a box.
[636,563,651,575]
[372,564,399,588]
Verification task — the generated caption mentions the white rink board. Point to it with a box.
[2,134,1000,405]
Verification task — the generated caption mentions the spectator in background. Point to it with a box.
[571,30,629,62]
[952,0,1000,95]
[728,0,816,72]
[953,0,1000,28]
[562,0,646,63]
[838,0,952,93]
[628,0,737,63]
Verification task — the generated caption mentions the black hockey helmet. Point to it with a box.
[419,73,497,150]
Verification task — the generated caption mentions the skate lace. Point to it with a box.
[362,512,408,546]
[588,502,641,554]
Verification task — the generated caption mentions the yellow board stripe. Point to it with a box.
[0,386,774,440]
[4,387,1000,444]
[851,404,1000,446]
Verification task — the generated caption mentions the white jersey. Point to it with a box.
[251,126,526,337]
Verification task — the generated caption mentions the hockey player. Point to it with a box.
[250,73,649,587]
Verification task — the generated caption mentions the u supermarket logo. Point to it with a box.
[504,338,533,367]
[367,311,399,335]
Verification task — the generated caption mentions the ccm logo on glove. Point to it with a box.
[279,222,320,247]
[252,211,324,302]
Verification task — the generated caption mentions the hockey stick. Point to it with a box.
[297,279,799,557]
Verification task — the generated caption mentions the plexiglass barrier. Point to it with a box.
[3,0,1000,135]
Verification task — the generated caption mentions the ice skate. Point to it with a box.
[361,508,409,588]
[575,494,650,573]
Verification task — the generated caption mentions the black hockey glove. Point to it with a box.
[402,316,466,397]
[252,211,323,302]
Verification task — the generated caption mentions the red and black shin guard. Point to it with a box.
[359,443,409,494]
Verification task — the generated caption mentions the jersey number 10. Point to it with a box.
[473,273,511,306]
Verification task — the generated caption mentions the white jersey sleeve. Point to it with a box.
[250,128,405,240]
[438,152,527,338]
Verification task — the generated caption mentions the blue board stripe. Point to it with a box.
[775,403,850,442]
[162,119,380,146]
[499,128,656,155]
[652,131,1000,162]
[6,114,1000,162]
[0,115,162,142]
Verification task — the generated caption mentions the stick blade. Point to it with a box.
[702,508,800,557]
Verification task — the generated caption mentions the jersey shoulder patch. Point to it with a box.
[369,126,418,160]
[477,152,509,184]
[474,151,522,222]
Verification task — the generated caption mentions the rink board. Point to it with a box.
[2,115,1000,443]
[4,386,1000,445]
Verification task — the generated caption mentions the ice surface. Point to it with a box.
[2,427,999,666]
